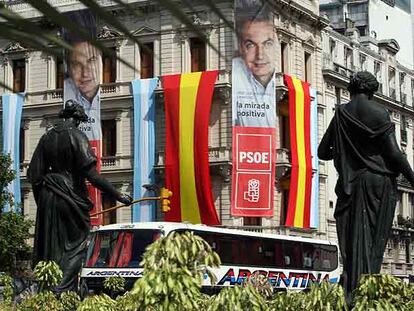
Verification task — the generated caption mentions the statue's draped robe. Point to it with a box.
[322,104,397,294]
[28,122,96,292]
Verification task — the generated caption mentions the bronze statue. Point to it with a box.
[318,71,414,301]
[28,101,132,292]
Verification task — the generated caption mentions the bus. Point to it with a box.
[80,222,340,294]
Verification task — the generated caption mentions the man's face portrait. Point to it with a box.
[239,21,276,87]
[68,41,101,102]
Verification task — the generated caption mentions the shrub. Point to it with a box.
[123,231,221,311]
[33,261,63,292]
[352,274,414,311]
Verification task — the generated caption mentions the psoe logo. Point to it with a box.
[244,179,260,202]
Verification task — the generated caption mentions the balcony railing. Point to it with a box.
[101,83,118,94]
[102,156,117,167]
[276,148,291,165]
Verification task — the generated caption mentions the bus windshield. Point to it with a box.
[85,229,161,268]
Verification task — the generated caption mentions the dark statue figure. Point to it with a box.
[28,101,132,292]
[318,71,414,300]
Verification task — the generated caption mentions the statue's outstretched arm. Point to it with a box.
[383,132,414,188]
[83,165,132,205]
[318,118,334,161]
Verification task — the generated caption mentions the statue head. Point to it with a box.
[347,71,379,99]
[59,100,89,126]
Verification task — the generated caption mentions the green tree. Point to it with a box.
[117,231,221,311]
[0,153,33,273]
[0,212,33,273]
[0,153,15,210]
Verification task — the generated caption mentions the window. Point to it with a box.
[411,79,414,99]
[304,52,311,83]
[278,100,290,149]
[359,54,366,71]
[281,42,288,73]
[375,62,382,92]
[374,61,381,78]
[401,115,407,143]
[102,120,116,157]
[85,229,161,268]
[280,188,290,224]
[344,47,353,69]
[56,57,64,89]
[190,37,206,72]
[389,67,396,99]
[13,59,25,93]
[19,125,24,164]
[400,73,406,104]
[329,39,336,58]
[102,193,117,225]
[186,230,339,271]
[243,217,262,226]
[335,87,342,105]
[280,115,290,148]
[409,194,414,218]
[140,42,154,79]
[102,47,116,83]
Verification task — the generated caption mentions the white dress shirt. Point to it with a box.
[232,57,276,127]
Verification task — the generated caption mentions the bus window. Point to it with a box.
[217,236,233,264]
[85,229,161,268]
[274,240,284,267]
[261,239,275,267]
[302,243,315,269]
[283,241,303,269]
[237,237,250,265]
[249,238,264,266]
[319,245,338,271]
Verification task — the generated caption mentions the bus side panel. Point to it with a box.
[203,266,340,290]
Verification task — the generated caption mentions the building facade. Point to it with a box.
[321,25,414,278]
[0,0,412,280]
[320,0,414,68]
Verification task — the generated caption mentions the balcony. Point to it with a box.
[102,156,117,168]
[322,58,355,86]
[22,70,232,106]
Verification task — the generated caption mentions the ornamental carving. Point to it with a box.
[98,25,121,40]
[4,42,26,53]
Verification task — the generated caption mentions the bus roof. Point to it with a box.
[91,222,337,246]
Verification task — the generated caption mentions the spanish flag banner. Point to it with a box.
[162,71,220,225]
[284,74,314,228]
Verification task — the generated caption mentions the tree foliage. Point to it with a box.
[352,274,414,311]
[33,261,63,292]
[118,231,221,311]
[0,153,15,210]
[1,233,414,311]
[0,212,33,273]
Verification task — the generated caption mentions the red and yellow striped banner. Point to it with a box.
[162,71,220,225]
[284,75,312,228]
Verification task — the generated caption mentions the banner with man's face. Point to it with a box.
[231,0,276,217]
[63,10,103,225]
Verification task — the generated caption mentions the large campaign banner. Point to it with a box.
[63,10,103,225]
[231,0,276,217]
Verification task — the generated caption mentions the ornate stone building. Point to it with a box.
[0,0,412,280]
[321,26,414,279]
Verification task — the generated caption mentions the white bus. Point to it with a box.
[80,222,340,294]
